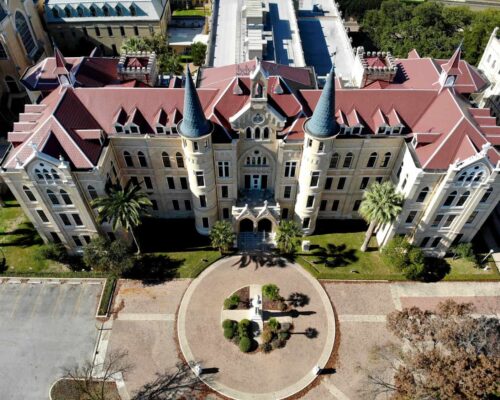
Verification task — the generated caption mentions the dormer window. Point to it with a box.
[89,5,97,16]
[64,6,71,17]
[129,4,136,16]
[77,6,84,16]
[445,75,456,87]
[115,5,122,16]
[115,124,124,133]
[156,125,165,134]
[129,125,139,134]
[352,126,362,135]
[392,126,402,135]
[102,5,109,16]
[52,7,59,17]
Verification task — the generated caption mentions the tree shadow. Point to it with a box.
[0,222,44,247]
[419,258,451,282]
[287,292,310,308]
[312,243,358,268]
[124,254,184,285]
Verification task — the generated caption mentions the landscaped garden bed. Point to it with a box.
[223,286,250,310]
[50,378,120,400]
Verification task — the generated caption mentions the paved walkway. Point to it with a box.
[177,256,336,400]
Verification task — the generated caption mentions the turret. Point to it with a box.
[439,45,462,90]
[178,67,217,235]
[295,66,338,234]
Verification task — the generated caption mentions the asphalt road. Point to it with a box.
[0,280,102,400]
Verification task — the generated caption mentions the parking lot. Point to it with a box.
[0,279,104,400]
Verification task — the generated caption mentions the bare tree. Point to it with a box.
[61,350,132,400]
[133,362,209,400]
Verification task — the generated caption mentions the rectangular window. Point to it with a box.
[310,171,320,187]
[431,237,441,248]
[59,214,71,226]
[120,26,125,36]
[281,208,289,219]
[134,26,139,36]
[337,177,346,190]
[443,215,456,228]
[360,177,369,190]
[307,139,312,147]
[95,27,100,36]
[180,177,188,190]
[375,177,383,183]
[320,200,327,211]
[221,186,229,198]
[129,176,139,187]
[353,200,361,212]
[200,195,207,208]
[72,214,83,226]
[223,208,230,219]
[284,161,297,178]
[306,195,314,208]
[196,171,205,187]
[421,236,430,247]
[172,200,179,210]
[331,200,339,211]
[151,199,158,210]
[37,210,49,223]
[318,142,324,152]
[405,211,417,224]
[167,177,175,189]
[202,217,209,228]
[218,161,230,178]
[72,236,83,247]
[144,176,153,190]
[431,214,444,227]
[466,211,478,224]
[50,232,61,243]
[325,177,333,190]
[284,186,292,199]
[193,141,199,151]
[83,235,92,245]
[401,177,407,190]
[83,27,88,37]
[184,200,192,211]
[107,26,113,36]
[302,217,310,229]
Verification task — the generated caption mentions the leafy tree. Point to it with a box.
[159,52,183,75]
[450,242,476,263]
[337,0,382,19]
[463,9,500,65]
[209,220,235,254]
[190,42,207,66]
[359,181,403,252]
[364,300,500,399]
[91,183,152,253]
[382,236,425,280]
[262,283,281,301]
[275,220,301,254]
[82,237,134,276]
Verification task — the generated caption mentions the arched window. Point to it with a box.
[245,150,267,165]
[330,153,339,169]
[129,4,136,16]
[416,187,429,203]
[254,83,263,98]
[245,127,252,139]
[64,6,71,17]
[162,152,171,168]
[77,6,84,16]
[89,5,97,16]
[137,151,148,167]
[176,152,184,168]
[343,152,353,169]
[47,189,60,205]
[380,152,391,168]
[457,165,486,186]
[23,186,36,202]
[456,191,470,207]
[254,127,261,139]
[263,127,270,139]
[115,5,122,15]
[52,7,60,17]
[5,76,19,93]
[443,191,457,207]
[87,185,98,200]
[366,152,378,168]
[102,5,109,16]
[0,41,7,60]
[15,11,36,55]
[51,169,60,180]
[480,187,493,203]
[34,168,44,180]
[123,151,134,167]
[60,189,72,205]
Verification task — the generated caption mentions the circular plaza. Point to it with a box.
[177,255,336,400]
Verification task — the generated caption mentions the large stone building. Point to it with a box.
[1,47,499,256]
[0,0,51,127]
[43,0,171,56]
[477,27,500,123]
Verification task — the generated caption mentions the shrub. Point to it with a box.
[239,336,252,352]
[238,319,251,338]
[451,243,477,263]
[271,338,285,350]
[278,331,290,341]
[222,319,235,330]
[381,236,413,271]
[224,294,240,310]
[39,243,68,263]
[224,327,235,339]
[278,301,288,312]
[262,284,281,301]
[260,342,272,353]
[83,237,134,276]
[261,329,273,344]
[268,318,280,332]
[231,335,240,345]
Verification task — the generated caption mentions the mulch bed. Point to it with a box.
[51,379,120,400]
[262,298,288,311]
[234,286,250,309]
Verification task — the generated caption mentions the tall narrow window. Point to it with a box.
[306,195,314,208]
[380,152,391,168]
[443,191,457,207]
[200,195,207,207]
[172,200,179,210]
[176,152,184,168]
[15,12,36,55]
[37,210,49,223]
[325,177,333,190]
[137,151,148,167]
[144,177,153,191]
[23,186,36,202]
[456,191,470,207]
[366,152,377,168]
[95,27,101,36]
[64,6,71,17]
[480,187,493,203]
[431,214,443,227]
[221,186,229,198]
[405,211,417,224]
[0,41,8,60]
[343,153,353,168]
[103,5,110,16]
[263,127,269,139]
[72,214,83,226]
[431,237,441,248]
[129,4,137,16]
[185,200,192,211]
[246,127,252,139]
[166,177,175,189]
[218,161,230,178]
[421,237,430,247]
[284,161,297,178]
[302,217,310,229]
[466,211,478,224]
[180,177,188,190]
[310,171,320,187]
[196,171,204,187]
[416,187,429,203]
[202,217,209,228]
[353,200,361,212]
[330,153,339,169]
[337,177,346,190]
[284,186,291,199]
[443,215,456,228]
[124,151,134,167]
[90,5,97,16]
[116,5,123,15]
[162,152,171,167]
[254,127,261,139]
[360,177,369,190]
[320,200,327,211]
[60,190,72,205]
[77,6,84,16]
[47,190,59,205]
[331,200,339,211]
[87,185,98,200]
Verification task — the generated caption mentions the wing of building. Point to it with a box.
[1,48,498,256]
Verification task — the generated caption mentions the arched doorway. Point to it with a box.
[257,218,272,233]
[239,219,254,232]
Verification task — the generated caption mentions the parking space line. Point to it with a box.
[72,284,87,317]
[30,283,46,319]
[51,285,68,318]
[10,285,26,318]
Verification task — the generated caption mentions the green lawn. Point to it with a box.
[172,6,211,17]
[295,220,499,281]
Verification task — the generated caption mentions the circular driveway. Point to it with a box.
[177,256,336,400]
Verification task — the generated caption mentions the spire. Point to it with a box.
[442,44,462,76]
[178,66,211,138]
[305,66,339,138]
[53,46,69,76]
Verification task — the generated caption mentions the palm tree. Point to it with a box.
[91,184,152,254]
[209,220,235,254]
[275,220,302,254]
[359,181,404,252]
